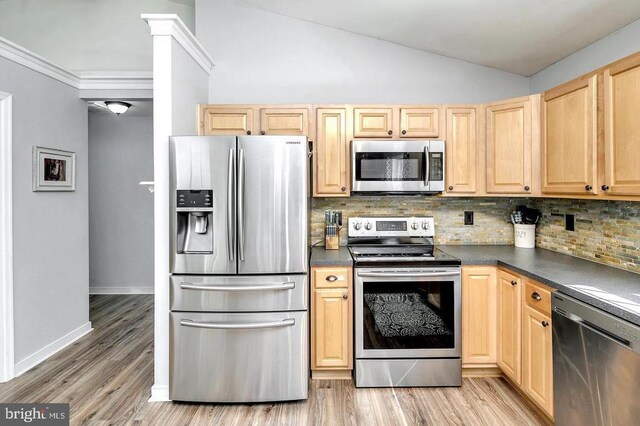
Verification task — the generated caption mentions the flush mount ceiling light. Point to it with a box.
[105,101,131,116]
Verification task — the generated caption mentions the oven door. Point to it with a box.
[352,140,430,193]
[355,267,461,358]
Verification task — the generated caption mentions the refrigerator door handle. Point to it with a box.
[180,318,295,330]
[238,148,246,261]
[227,148,235,262]
[180,281,295,292]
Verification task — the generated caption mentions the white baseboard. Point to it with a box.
[149,384,170,402]
[90,286,154,295]
[14,322,93,377]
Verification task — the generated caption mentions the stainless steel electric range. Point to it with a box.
[348,216,462,388]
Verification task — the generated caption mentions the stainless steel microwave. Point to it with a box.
[351,140,445,194]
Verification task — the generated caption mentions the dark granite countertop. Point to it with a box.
[439,245,640,326]
[309,246,353,267]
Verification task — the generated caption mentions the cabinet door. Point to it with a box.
[260,108,309,136]
[497,270,522,385]
[353,108,394,138]
[604,56,640,196]
[199,106,253,136]
[446,108,477,194]
[523,306,553,418]
[314,109,349,196]
[486,98,532,194]
[400,108,439,138]
[542,75,597,195]
[462,266,497,365]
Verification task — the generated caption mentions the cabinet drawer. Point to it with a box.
[313,267,351,289]
[524,280,552,316]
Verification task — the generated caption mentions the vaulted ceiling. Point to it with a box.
[230,0,640,76]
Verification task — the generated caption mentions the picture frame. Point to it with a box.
[32,146,76,191]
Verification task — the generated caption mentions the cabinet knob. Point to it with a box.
[542,320,550,328]
[511,280,517,286]
[342,293,348,300]
[246,130,252,135]
[602,185,610,191]
[531,292,542,301]
[326,275,338,282]
[388,130,393,135]
[585,185,592,191]
[524,186,530,191]
[448,186,454,191]
[260,130,266,135]
[341,186,346,192]
[401,130,407,135]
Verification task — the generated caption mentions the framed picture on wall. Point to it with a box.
[32,146,76,191]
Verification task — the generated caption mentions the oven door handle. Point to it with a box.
[357,271,460,278]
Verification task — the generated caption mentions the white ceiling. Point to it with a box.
[230,0,640,76]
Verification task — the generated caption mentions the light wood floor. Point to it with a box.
[0,295,548,425]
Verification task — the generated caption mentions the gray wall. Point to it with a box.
[530,18,640,93]
[195,0,529,104]
[0,57,89,363]
[89,111,154,293]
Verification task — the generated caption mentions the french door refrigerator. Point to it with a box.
[169,135,309,403]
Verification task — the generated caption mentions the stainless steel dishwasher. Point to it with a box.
[552,293,640,425]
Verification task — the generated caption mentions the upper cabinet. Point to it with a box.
[542,75,598,195]
[604,55,640,196]
[314,108,350,197]
[400,108,440,138]
[260,108,309,136]
[486,96,538,195]
[353,108,394,138]
[445,107,478,194]
[199,106,253,135]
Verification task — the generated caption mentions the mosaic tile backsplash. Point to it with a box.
[311,197,521,246]
[530,198,640,274]
[312,196,640,274]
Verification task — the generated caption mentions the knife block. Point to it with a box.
[325,228,340,250]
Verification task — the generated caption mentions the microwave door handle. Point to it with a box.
[424,145,430,188]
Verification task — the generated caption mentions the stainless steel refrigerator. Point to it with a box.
[168,135,309,403]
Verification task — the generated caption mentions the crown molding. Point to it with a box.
[77,71,153,91]
[142,14,215,75]
[0,36,80,88]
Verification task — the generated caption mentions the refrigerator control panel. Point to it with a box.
[177,190,212,208]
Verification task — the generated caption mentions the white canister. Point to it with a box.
[514,224,536,248]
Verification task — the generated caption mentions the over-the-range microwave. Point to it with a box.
[351,140,445,195]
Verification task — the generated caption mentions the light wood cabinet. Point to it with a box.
[314,108,349,197]
[260,108,309,136]
[311,266,353,378]
[462,266,497,366]
[486,97,534,194]
[497,269,522,385]
[199,106,253,135]
[542,75,598,195]
[353,108,394,138]
[446,107,478,194]
[400,108,439,138]
[522,305,553,418]
[604,55,640,196]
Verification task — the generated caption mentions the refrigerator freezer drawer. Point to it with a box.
[170,311,309,403]
[170,274,308,312]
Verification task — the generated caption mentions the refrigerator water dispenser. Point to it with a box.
[176,190,214,254]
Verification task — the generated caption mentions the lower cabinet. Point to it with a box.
[462,266,554,419]
[310,266,353,379]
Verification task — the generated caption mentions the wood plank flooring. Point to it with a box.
[0,295,548,425]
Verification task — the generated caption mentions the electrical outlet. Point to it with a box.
[464,211,474,225]
[565,214,575,231]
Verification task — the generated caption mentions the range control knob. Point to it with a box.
[353,222,362,230]
[411,223,419,230]
[364,222,373,230]
[422,221,430,230]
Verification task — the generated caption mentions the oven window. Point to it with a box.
[362,281,455,350]
[355,152,424,181]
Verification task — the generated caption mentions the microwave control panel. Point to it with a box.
[429,152,444,182]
